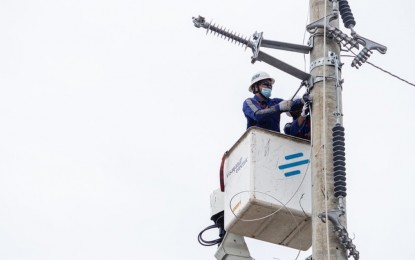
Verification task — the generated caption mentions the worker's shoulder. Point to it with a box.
[243,97,256,103]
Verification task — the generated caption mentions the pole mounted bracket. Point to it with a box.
[309,51,341,72]
[306,11,387,69]
[306,13,339,34]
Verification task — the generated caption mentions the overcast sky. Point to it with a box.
[1,0,414,259]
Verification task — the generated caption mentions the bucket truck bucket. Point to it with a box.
[223,126,312,251]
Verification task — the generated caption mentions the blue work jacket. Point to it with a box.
[242,95,286,132]
[289,115,311,140]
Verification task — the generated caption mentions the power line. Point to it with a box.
[341,54,415,87]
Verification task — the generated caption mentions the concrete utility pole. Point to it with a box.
[309,1,348,260]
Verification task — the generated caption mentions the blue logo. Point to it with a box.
[278,152,310,177]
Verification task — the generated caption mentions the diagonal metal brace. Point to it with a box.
[254,51,311,81]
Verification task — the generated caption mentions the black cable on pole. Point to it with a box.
[197,224,223,246]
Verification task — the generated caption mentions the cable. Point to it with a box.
[197,224,223,246]
[294,249,302,260]
[303,0,311,72]
[323,1,331,259]
[341,54,415,87]
[228,146,312,222]
[229,190,286,222]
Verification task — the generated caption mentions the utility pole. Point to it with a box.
[194,0,384,257]
[309,1,347,259]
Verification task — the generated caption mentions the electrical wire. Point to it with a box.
[227,144,313,260]
[322,1,331,259]
[341,54,415,87]
[228,148,312,222]
[197,224,223,246]
[303,0,311,72]
[228,190,286,222]
[294,249,302,260]
[197,212,225,246]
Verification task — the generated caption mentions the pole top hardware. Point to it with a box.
[310,51,341,72]
[192,15,312,82]
[306,11,387,68]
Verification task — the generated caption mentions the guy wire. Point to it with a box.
[341,54,415,87]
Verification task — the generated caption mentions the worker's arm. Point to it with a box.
[296,115,307,126]
[243,98,291,123]
[291,101,311,137]
[290,116,307,137]
[243,98,278,123]
[295,100,310,126]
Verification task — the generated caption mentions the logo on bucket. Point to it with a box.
[278,152,310,177]
[227,157,248,178]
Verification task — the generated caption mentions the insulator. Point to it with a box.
[333,150,345,158]
[352,48,372,68]
[339,0,356,29]
[333,129,345,136]
[333,136,345,142]
[332,124,347,198]
[334,160,345,167]
[334,156,346,163]
[333,140,345,147]
[205,22,250,47]
[333,145,345,152]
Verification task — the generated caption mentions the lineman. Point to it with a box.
[290,99,311,140]
[284,94,312,140]
[284,99,303,134]
[243,71,301,132]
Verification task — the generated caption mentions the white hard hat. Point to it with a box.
[248,71,275,92]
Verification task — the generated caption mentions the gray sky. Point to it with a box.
[0,0,414,259]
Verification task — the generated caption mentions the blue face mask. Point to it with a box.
[261,88,272,98]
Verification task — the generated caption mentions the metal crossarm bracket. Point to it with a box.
[261,39,312,54]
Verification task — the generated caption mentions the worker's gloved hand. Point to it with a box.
[278,100,293,112]
[301,102,310,117]
[302,93,312,104]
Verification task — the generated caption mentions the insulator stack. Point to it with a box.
[335,227,360,260]
[352,48,372,68]
[207,24,250,47]
[332,124,347,198]
[328,28,359,51]
[193,16,251,48]
[339,0,356,29]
